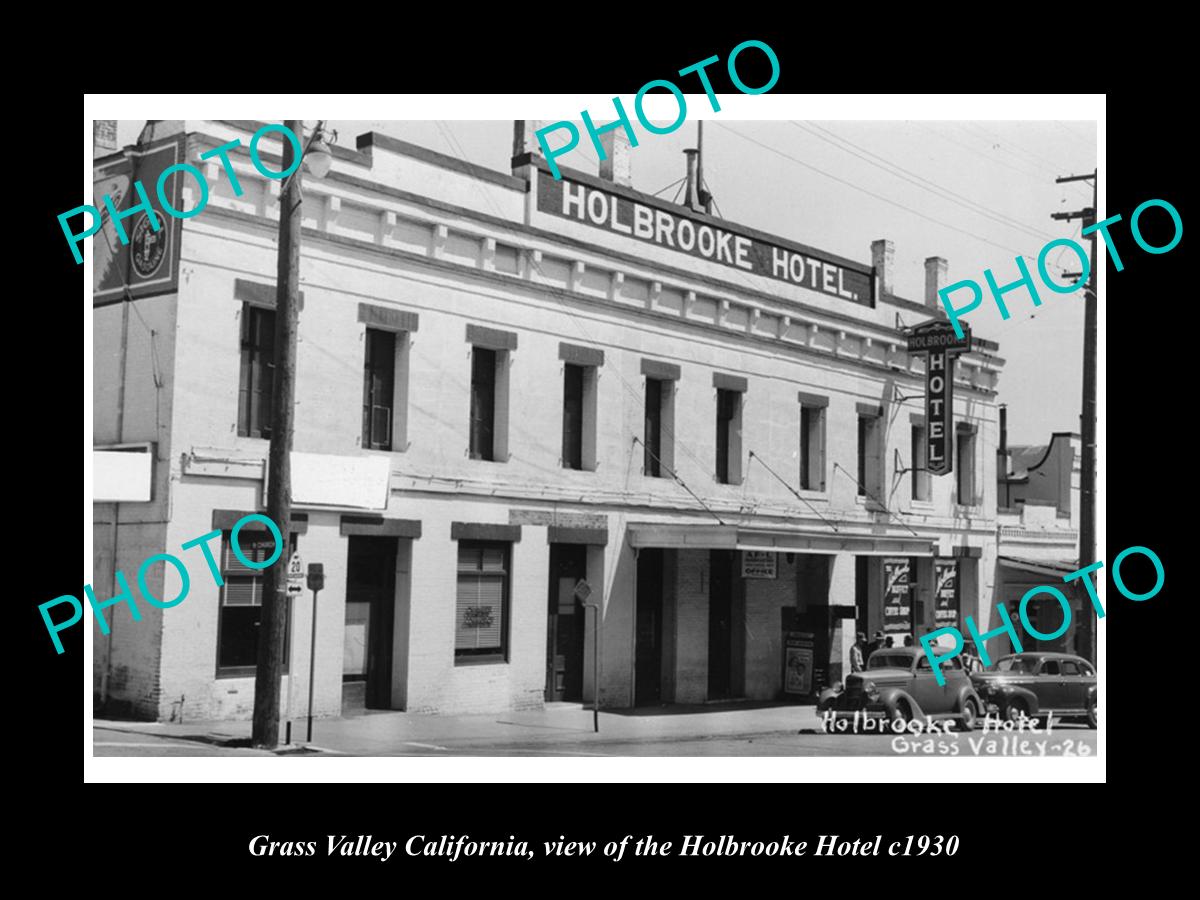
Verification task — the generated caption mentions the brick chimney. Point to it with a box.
[925,256,948,310]
[599,130,632,187]
[871,239,894,299]
[512,120,546,159]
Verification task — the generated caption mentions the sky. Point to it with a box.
[116,116,1096,446]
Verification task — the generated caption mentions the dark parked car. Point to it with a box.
[970,652,1097,727]
[818,647,983,730]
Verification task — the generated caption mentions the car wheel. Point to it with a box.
[958,698,979,731]
[1087,696,1097,729]
[892,700,913,725]
[1005,698,1029,722]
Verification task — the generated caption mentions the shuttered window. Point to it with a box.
[216,530,291,676]
[455,542,509,661]
[237,304,275,438]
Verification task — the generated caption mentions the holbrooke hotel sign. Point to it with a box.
[537,174,875,306]
[906,319,972,476]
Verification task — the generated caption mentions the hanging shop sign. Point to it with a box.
[906,320,972,476]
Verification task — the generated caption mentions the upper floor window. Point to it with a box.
[358,304,417,452]
[363,328,396,450]
[237,304,275,439]
[466,325,516,462]
[559,342,603,472]
[798,392,828,491]
[641,359,679,478]
[956,425,977,506]
[911,422,931,502]
[715,388,742,485]
[470,347,498,461]
[857,406,884,499]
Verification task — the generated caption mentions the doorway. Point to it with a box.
[343,536,397,710]
[546,543,588,702]
[708,549,735,699]
[635,548,665,706]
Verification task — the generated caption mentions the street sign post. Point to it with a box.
[286,552,305,597]
[905,321,972,477]
[283,553,303,745]
[306,563,324,743]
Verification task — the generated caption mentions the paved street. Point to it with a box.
[93,703,1097,758]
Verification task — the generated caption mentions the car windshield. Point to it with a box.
[995,657,1036,673]
[868,653,911,670]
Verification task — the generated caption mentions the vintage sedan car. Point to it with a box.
[818,647,983,730]
[970,652,1097,727]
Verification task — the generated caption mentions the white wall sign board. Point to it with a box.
[94,450,152,502]
[286,452,392,510]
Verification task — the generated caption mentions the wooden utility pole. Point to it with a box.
[1052,169,1097,665]
[252,120,304,748]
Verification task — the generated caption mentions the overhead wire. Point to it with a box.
[962,121,1093,176]
[714,122,1072,275]
[790,121,1059,243]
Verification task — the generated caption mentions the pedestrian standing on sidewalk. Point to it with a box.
[867,630,886,659]
[850,632,867,673]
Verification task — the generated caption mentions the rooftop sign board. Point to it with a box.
[537,172,874,307]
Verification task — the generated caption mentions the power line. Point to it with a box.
[914,121,1086,197]
[1054,121,1096,148]
[964,122,1091,176]
[715,123,1069,273]
[791,121,1058,243]
[957,122,1064,177]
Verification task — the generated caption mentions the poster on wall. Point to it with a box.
[882,558,912,634]
[934,560,959,627]
[783,632,815,695]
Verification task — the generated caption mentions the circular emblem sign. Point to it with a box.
[130,212,168,278]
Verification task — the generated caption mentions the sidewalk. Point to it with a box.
[95,700,826,755]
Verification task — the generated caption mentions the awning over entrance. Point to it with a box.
[998,556,1079,579]
[627,523,935,557]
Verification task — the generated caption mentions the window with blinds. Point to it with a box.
[455,542,509,661]
[217,530,290,676]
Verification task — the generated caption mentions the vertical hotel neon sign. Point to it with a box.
[906,321,973,475]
